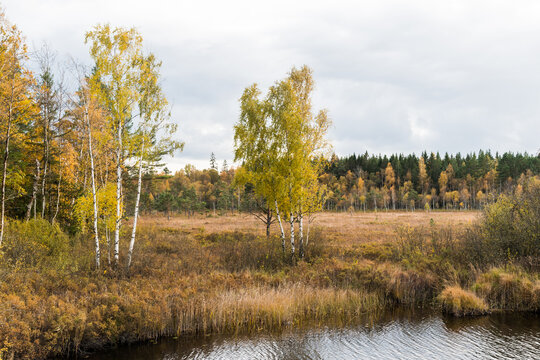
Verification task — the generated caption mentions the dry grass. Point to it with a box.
[179,285,386,334]
[138,210,479,244]
[474,267,540,311]
[1,210,533,360]
[439,285,489,316]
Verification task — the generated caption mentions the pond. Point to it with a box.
[87,310,540,359]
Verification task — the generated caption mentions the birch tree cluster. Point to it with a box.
[234,66,332,258]
[0,12,181,270]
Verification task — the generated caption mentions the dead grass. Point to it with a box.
[473,267,540,311]
[439,285,489,316]
[1,210,530,360]
[138,210,479,246]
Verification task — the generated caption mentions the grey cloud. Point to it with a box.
[4,0,539,171]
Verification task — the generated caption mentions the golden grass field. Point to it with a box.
[139,210,480,243]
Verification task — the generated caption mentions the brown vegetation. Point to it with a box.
[439,286,489,316]
[0,182,538,360]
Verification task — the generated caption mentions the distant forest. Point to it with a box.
[130,150,540,216]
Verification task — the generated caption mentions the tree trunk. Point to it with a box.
[52,171,62,224]
[105,224,111,265]
[113,123,123,268]
[0,115,12,247]
[306,215,311,248]
[127,148,144,271]
[87,109,100,270]
[289,212,295,255]
[266,215,271,239]
[40,158,48,219]
[275,200,285,252]
[26,160,40,221]
[299,212,304,258]
[41,125,49,219]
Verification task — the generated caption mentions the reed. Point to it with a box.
[439,285,489,316]
[473,267,540,311]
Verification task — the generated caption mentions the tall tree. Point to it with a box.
[86,25,144,268]
[418,156,429,195]
[234,84,283,242]
[235,65,331,257]
[70,60,106,269]
[385,162,396,210]
[0,14,37,245]
[127,53,182,270]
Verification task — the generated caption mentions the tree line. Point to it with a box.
[322,150,539,211]
[124,149,539,217]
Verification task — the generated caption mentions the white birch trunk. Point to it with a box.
[26,160,40,221]
[41,159,48,218]
[52,171,62,224]
[41,126,49,219]
[0,113,12,247]
[113,123,123,267]
[275,200,285,251]
[86,109,100,269]
[105,224,111,265]
[289,212,295,255]
[127,146,144,270]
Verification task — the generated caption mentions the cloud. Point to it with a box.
[4,0,539,170]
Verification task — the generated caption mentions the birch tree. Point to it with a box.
[86,25,143,268]
[127,53,182,270]
[67,57,114,269]
[269,66,331,258]
[234,66,331,257]
[234,84,287,243]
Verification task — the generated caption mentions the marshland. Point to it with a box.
[2,181,539,359]
[2,2,540,359]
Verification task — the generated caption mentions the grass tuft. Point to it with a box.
[439,285,489,316]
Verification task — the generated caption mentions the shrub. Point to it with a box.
[2,219,70,268]
[480,178,540,264]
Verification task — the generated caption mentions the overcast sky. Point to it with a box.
[3,0,540,170]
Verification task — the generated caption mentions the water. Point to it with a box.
[87,310,540,360]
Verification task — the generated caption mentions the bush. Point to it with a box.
[2,219,70,268]
[480,178,540,264]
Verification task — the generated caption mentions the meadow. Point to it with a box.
[1,190,539,359]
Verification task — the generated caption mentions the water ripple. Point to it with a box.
[88,312,540,360]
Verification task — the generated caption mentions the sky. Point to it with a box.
[3,0,540,171]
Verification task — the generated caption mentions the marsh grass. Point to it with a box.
[0,201,538,359]
[473,267,540,311]
[439,286,489,316]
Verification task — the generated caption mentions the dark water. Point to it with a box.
[87,310,540,360]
